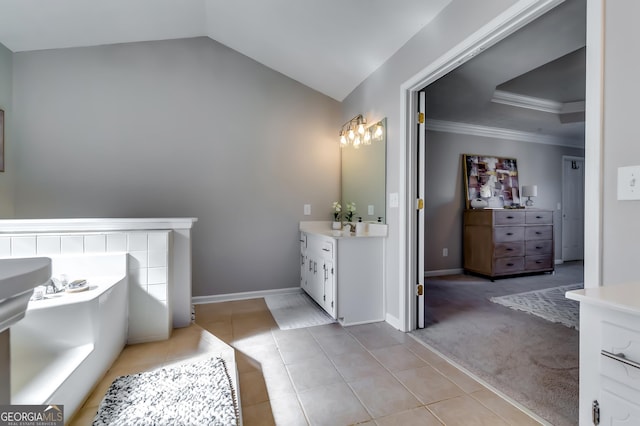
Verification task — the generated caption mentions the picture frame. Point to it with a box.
[0,109,3,172]
[462,154,520,209]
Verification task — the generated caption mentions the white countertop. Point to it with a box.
[566,283,640,316]
[0,217,198,233]
[300,221,388,238]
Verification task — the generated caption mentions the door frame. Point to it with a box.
[398,0,604,332]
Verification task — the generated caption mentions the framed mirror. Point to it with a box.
[341,118,386,223]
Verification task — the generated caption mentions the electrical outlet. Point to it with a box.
[618,166,640,200]
[303,204,311,215]
[443,248,448,257]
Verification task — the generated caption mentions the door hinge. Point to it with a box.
[331,301,334,308]
[417,198,424,210]
[323,295,326,301]
[416,284,424,296]
[418,112,425,124]
[592,400,599,425]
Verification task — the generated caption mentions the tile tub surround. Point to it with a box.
[0,217,197,343]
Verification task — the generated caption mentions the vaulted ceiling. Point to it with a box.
[0,0,452,101]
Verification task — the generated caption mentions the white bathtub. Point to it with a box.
[10,253,128,422]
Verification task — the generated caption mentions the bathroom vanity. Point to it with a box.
[566,284,640,425]
[299,221,387,326]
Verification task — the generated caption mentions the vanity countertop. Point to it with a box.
[566,283,640,316]
[299,221,388,238]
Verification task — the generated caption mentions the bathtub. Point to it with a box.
[10,253,128,422]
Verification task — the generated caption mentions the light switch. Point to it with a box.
[617,166,640,200]
[368,205,374,215]
[389,193,399,208]
[303,204,311,215]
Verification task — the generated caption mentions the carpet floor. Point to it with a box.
[411,262,583,426]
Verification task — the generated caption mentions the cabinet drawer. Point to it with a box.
[525,211,553,225]
[525,225,552,241]
[494,226,524,243]
[321,240,334,258]
[494,257,524,274]
[494,210,525,225]
[494,242,524,258]
[601,321,640,385]
[524,255,553,271]
[525,240,553,255]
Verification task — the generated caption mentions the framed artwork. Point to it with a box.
[0,109,3,172]
[463,154,520,209]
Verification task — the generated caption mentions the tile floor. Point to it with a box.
[70,298,543,425]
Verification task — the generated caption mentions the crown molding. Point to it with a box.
[426,119,583,148]
[491,89,563,113]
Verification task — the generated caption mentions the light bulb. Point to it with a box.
[364,131,371,144]
[354,135,361,148]
[374,124,383,139]
[340,134,347,145]
[357,123,365,135]
[348,128,355,140]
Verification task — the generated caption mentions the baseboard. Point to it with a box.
[555,259,564,265]
[192,287,302,304]
[424,268,464,277]
[385,313,403,330]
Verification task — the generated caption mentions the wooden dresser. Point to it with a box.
[463,209,554,279]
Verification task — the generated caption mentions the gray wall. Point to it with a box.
[12,37,341,297]
[425,130,584,272]
[602,0,640,285]
[341,0,519,323]
[0,43,13,218]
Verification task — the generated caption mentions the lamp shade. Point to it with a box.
[522,185,538,198]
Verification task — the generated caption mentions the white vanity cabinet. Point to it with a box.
[566,285,640,425]
[299,222,386,326]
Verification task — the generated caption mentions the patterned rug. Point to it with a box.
[265,292,336,330]
[93,357,238,426]
[490,283,582,329]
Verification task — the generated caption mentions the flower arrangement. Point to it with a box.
[332,201,342,221]
[345,202,356,222]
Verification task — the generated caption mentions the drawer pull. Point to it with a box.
[536,215,543,219]
[536,246,542,249]
[506,263,514,267]
[322,248,330,252]
[506,232,513,236]
[536,260,543,264]
[506,248,513,251]
[506,216,514,219]
[536,231,542,235]
[602,350,640,370]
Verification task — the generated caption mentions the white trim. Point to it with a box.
[424,268,464,278]
[583,0,603,290]
[399,0,566,333]
[492,89,563,113]
[385,313,402,330]
[192,287,302,304]
[427,119,582,147]
[561,101,586,114]
[0,217,198,232]
[555,258,564,265]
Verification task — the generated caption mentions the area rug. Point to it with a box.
[264,292,336,330]
[490,283,582,329]
[93,357,238,426]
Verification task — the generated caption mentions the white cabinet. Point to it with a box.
[299,222,386,326]
[566,285,640,425]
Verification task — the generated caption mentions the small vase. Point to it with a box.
[332,221,341,230]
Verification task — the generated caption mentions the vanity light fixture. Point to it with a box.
[339,114,383,148]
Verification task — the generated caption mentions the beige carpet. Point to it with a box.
[411,262,582,426]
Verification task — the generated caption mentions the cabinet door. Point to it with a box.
[323,260,336,318]
[599,389,640,425]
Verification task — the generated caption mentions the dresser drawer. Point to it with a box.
[525,239,552,255]
[524,255,553,271]
[494,226,524,243]
[525,225,552,241]
[495,242,524,258]
[494,210,525,225]
[525,210,553,225]
[494,257,524,274]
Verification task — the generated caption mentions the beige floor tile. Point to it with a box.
[233,340,282,367]
[286,353,344,392]
[431,361,486,394]
[331,349,388,382]
[271,327,313,347]
[394,365,466,405]
[427,395,510,426]
[241,401,276,426]
[239,370,270,406]
[298,382,371,426]
[230,298,271,315]
[404,339,452,368]
[347,324,408,350]
[234,328,278,349]
[232,312,278,339]
[370,344,427,372]
[348,373,421,419]
[194,302,233,323]
[198,318,233,336]
[470,388,543,425]
[375,407,443,426]
[67,405,98,426]
[261,362,297,400]
[269,395,309,426]
[115,340,169,367]
[306,322,347,338]
[276,335,324,365]
[314,333,363,357]
[236,350,263,374]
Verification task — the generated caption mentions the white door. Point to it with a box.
[417,91,426,328]
[562,156,585,261]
